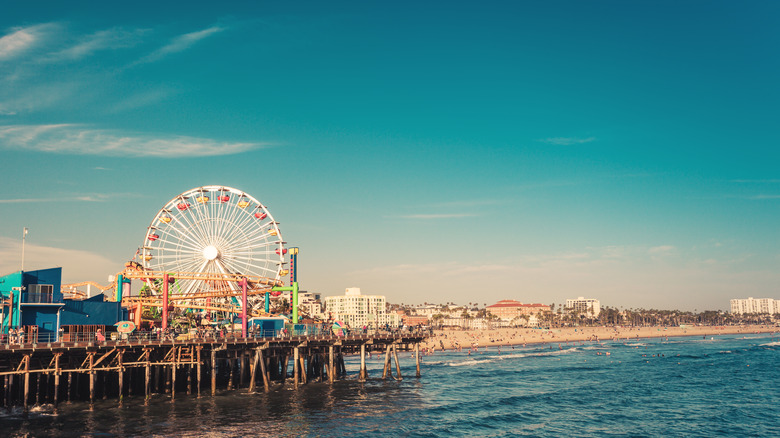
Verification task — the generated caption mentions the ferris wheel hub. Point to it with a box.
[203,245,219,261]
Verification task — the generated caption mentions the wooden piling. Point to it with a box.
[392,344,403,381]
[281,354,289,384]
[226,358,234,391]
[299,355,307,385]
[249,348,260,393]
[328,346,335,383]
[382,344,392,379]
[359,344,367,382]
[171,364,176,399]
[89,353,95,405]
[293,347,299,389]
[145,359,151,400]
[23,354,30,414]
[196,347,202,398]
[259,350,270,392]
[118,350,124,404]
[415,343,421,378]
[211,349,216,396]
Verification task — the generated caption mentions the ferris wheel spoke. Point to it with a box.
[176,259,211,297]
[228,233,277,250]
[181,209,211,246]
[149,238,202,255]
[213,259,244,295]
[232,208,257,234]
[171,203,210,246]
[149,241,201,257]
[221,231,277,253]
[162,215,210,249]
[190,194,215,244]
[221,256,278,277]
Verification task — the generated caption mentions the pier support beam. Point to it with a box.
[197,347,202,398]
[359,344,367,382]
[393,344,403,381]
[293,347,299,389]
[249,348,260,393]
[416,343,421,378]
[118,350,124,404]
[211,350,216,396]
[23,354,30,415]
[53,353,61,408]
[145,357,151,401]
[89,353,95,405]
[382,344,392,379]
[259,350,270,392]
[328,346,335,384]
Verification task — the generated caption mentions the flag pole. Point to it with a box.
[21,228,28,272]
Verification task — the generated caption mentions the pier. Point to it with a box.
[0,330,428,412]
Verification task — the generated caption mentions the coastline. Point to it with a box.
[422,325,779,351]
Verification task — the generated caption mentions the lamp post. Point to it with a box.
[21,228,28,272]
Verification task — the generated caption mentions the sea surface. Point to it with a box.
[2,333,779,437]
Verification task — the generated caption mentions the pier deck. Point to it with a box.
[0,332,428,411]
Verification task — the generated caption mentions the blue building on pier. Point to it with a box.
[0,267,126,341]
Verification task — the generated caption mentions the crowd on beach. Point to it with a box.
[419,325,779,355]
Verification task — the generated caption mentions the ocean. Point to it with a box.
[2,333,779,437]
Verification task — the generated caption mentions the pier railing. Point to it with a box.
[1,324,432,347]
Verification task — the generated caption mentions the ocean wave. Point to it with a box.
[448,358,497,367]
[759,341,780,347]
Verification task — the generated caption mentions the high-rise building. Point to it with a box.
[565,297,601,317]
[730,297,778,315]
[323,287,400,328]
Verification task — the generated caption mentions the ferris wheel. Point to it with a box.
[139,186,287,309]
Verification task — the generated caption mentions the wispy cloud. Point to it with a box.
[0,194,111,204]
[138,26,224,64]
[48,27,148,61]
[395,213,477,219]
[747,194,780,200]
[539,137,596,146]
[0,82,81,115]
[0,124,268,157]
[430,199,505,208]
[0,24,54,60]
[648,245,675,254]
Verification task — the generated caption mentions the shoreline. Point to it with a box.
[422,325,779,352]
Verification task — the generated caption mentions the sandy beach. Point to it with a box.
[422,325,779,352]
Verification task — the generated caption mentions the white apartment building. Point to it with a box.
[730,297,778,315]
[323,287,400,328]
[565,297,601,317]
[298,291,323,319]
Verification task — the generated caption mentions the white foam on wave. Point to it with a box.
[448,358,496,367]
[760,341,780,347]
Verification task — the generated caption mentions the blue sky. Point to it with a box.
[1,1,778,310]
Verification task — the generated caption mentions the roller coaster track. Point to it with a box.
[60,262,284,318]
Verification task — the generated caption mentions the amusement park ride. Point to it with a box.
[61,186,301,336]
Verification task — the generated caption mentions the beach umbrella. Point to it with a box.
[332,321,345,336]
[115,321,136,334]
